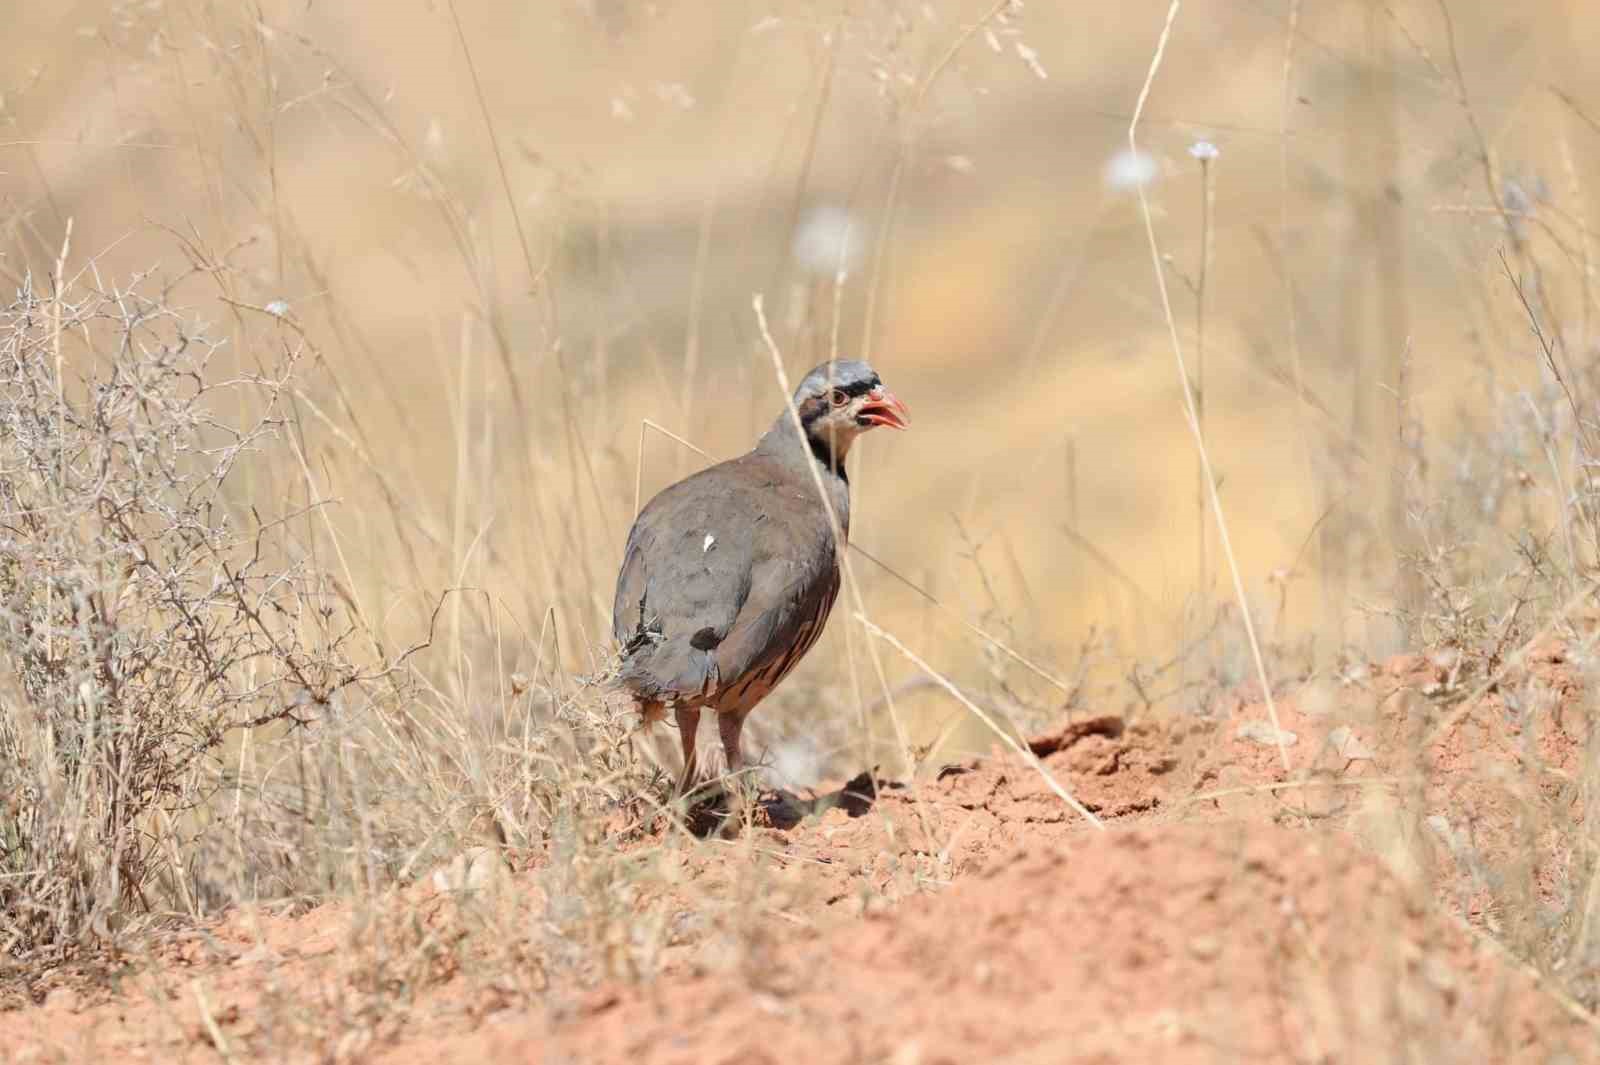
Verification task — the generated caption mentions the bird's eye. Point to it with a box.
[829,388,848,407]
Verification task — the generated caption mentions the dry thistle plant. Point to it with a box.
[0,268,396,959]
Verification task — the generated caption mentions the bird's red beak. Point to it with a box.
[859,387,910,430]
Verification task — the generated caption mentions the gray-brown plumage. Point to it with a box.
[611,360,909,795]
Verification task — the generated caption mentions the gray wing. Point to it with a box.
[612,511,749,645]
[611,463,761,699]
[710,550,839,703]
[611,452,841,707]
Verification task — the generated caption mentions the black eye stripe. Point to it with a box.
[827,379,877,399]
[800,376,879,427]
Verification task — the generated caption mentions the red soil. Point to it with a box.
[8,649,1598,1064]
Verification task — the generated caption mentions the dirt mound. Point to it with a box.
[1192,646,1591,932]
[6,650,1598,1064]
[505,822,1591,1065]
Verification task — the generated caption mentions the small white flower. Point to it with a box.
[792,205,863,277]
[1104,148,1158,190]
[1188,140,1219,161]
[264,299,290,318]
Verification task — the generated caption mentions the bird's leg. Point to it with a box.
[674,705,702,799]
[717,711,753,820]
[717,710,745,778]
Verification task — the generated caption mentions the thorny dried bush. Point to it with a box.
[0,271,385,958]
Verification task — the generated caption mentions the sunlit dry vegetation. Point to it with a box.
[3,1,1600,1060]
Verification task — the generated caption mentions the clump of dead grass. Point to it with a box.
[0,258,690,1044]
[0,263,667,961]
[0,266,393,957]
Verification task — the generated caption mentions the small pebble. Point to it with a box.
[1327,725,1375,761]
[1236,720,1298,747]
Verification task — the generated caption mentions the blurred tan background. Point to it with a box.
[5,0,1599,764]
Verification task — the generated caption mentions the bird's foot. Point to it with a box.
[672,770,759,838]
[715,770,759,838]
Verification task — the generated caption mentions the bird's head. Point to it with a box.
[788,359,909,464]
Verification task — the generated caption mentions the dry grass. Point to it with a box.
[0,264,376,954]
[3,0,1600,1058]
